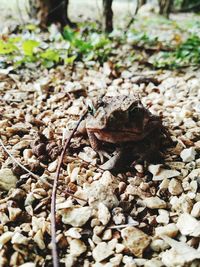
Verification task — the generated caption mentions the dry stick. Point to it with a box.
[50,111,87,267]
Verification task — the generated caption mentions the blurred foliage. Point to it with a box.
[1,14,200,70]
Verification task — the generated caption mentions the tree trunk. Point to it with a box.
[158,0,173,18]
[103,0,113,33]
[135,0,147,14]
[29,0,76,28]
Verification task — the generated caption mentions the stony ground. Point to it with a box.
[0,4,200,267]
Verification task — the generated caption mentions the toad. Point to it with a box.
[78,95,170,170]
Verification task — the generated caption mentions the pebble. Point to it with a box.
[156,209,169,224]
[143,197,167,209]
[180,147,196,162]
[121,226,151,257]
[155,223,179,238]
[0,168,18,191]
[0,232,14,249]
[84,172,119,209]
[19,263,36,267]
[47,159,58,172]
[176,213,200,237]
[92,239,117,262]
[112,207,126,225]
[168,178,183,195]
[61,206,92,227]
[98,203,111,225]
[69,239,87,256]
[149,165,180,181]
[161,235,200,267]
[191,201,200,218]
[11,232,29,245]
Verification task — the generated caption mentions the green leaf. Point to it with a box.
[0,40,19,55]
[40,49,60,62]
[22,40,40,56]
[64,55,77,64]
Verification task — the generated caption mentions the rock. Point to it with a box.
[84,171,119,209]
[0,231,14,249]
[92,239,117,262]
[8,207,22,221]
[143,197,167,209]
[155,223,179,238]
[61,206,92,227]
[121,226,151,257]
[65,228,82,239]
[180,147,196,162]
[112,207,126,225]
[13,140,30,150]
[148,165,180,181]
[0,168,18,191]
[156,209,169,224]
[48,159,58,172]
[19,263,36,267]
[33,230,45,250]
[161,235,200,267]
[176,213,200,237]
[11,232,29,245]
[98,203,111,225]
[144,259,163,267]
[191,201,200,218]
[168,178,183,196]
[150,239,169,252]
[69,239,87,256]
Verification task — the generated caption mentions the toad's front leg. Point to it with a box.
[87,130,111,163]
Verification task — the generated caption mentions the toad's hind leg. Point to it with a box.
[87,130,111,163]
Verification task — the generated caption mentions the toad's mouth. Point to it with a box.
[92,128,156,143]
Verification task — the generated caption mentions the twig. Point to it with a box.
[108,222,139,229]
[0,138,51,187]
[64,191,87,203]
[50,111,87,267]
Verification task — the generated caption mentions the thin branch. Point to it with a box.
[50,111,87,267]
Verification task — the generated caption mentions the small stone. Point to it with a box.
[98,203,111,225]
[65,228,82,239]
[161,235,200,267]
[180,147,196,162]
[48,159,58,172]
[156,209,169,224]
[143,197,167,209]
[155,223,179,238]
[144,259,163,267]
[116,243,125,253]
[69,239,87,256]
[176,213,200,237]
[92,239,117,262]
[150,239,169,252]
[168,178,183,196]
[8,207,22,221]
[0,168,18,191]
[61,206,92,227]
[13,140,30,150]
[19,263,36,267]
[84,172,119,209]
[110,254,123,265]
[0,232,14,249]
[112,207,126,225]
[148,165,180,181]
[121,226,151,257]
[102,229,112,240]
[11,232,29,245]
[191,201,200,218]
[33,230,45,250]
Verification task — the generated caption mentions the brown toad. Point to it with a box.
[79,95,169,170]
